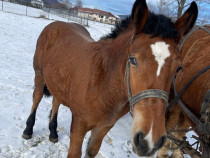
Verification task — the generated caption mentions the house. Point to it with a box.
[31,0,44,8]
[72,7,120,25]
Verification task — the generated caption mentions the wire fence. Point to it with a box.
[0,0,89,26]
[1,0,39,17]
[43,7,89,26]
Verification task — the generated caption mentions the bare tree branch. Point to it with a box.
[158,0,209,24]
[76,0,83,7]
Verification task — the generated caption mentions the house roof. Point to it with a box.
[72,7,119,18]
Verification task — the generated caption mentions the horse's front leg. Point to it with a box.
[171,112,189,158]
[157,139,171,158]
[67,115,89,158]
[85,125,114,158]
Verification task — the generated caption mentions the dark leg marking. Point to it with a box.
[49,112,58,143]
[22,108,37,139]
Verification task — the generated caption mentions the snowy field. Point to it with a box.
[0,2,195,158]
[0,2,137,158]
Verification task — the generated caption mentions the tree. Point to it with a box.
[158,0,187,18]
[76,0,83,7]
[158,0,210,25]
[63,0,72,9]
[158,0,210,24]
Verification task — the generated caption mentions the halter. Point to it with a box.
[167,65,210,131]
[125,57,169,115]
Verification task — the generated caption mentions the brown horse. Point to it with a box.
[22,0,198,157]
[158,26,210,158]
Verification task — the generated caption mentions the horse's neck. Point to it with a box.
[103,33,131,82]
[95,33,131,106]
[181,27,210,58]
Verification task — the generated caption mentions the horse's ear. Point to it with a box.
[131,0,149,35]
[174,1,198,42]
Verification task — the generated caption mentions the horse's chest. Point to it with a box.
[103,101,129,125]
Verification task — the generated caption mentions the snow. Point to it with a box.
[0,2,197,158]
[0,2,135,158]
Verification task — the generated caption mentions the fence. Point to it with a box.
[1,0,38,16]
[0,0,89,26]
[0,0,48,17]
[4,0,43,9]
[43,7,89,26]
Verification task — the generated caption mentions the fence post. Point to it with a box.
[68,9,71,23]
[26,3,28,16]
[48,6,50,19]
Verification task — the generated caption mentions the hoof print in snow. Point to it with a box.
[121,140,132,154]
[104,134,113,146]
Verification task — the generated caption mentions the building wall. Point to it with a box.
[78,12,89,18]
[31,0,44,8]
[77,10,119,25]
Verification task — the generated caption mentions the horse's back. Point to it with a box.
[33,21,94,71]
[41,21,93,42]
[33,21,97,104]
[182,25,210,58]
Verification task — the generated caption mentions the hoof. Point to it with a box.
[22,133,32,140]
[49,137,58,143]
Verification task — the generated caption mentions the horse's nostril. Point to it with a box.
[134,132,148,149]
[156,135,166,149]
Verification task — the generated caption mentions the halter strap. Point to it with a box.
[167,65,210,112]
[178,25,210,53]
[125,59,169,114]
[129,89,169,111]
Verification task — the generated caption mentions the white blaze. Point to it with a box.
[144,122,154,151]
[150,42,171,77]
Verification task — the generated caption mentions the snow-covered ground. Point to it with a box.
[0,2,137,158]
[0,2,196,158]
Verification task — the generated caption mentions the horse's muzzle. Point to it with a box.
[132,131,166,157]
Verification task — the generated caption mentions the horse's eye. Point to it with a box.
[130,57,137,66]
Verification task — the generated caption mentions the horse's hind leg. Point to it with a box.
[22,74,44,139]
[85,125,114,158]
[49,97,61,143]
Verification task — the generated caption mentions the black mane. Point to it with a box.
[102,12,178,39]
[102,16,131,39]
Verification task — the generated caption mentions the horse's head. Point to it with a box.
[127,0,198,156]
